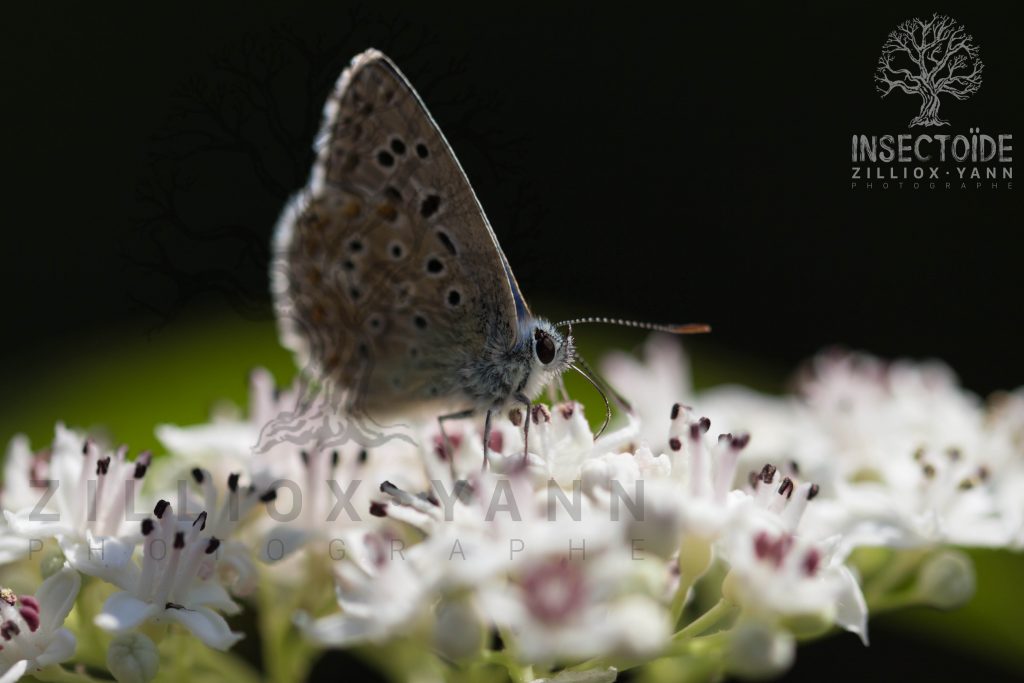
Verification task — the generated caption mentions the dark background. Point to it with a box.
[2,1,1021,680]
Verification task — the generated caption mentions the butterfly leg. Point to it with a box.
[438,408,475,479]
[515,392,531,461]
[481,409,493,471]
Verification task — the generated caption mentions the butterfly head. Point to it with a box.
[519,319,574,400]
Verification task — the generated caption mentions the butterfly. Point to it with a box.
[272,48,707,464]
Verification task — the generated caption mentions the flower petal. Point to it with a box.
[3,508,69,539]
[59,533,138,588]
[0,659,30,683]
[834,565,869,646]
[95,592,157,633]
[35,564,81,634]
[35,628,77,668]
[259,526,310,563]
[297,612,383,647]
[184,581,241,615]
[0,534,32,565]
[164,606,243,651]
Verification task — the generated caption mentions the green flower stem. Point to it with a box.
[673,599,737,642]
[257,568,303,683]
[669,573,699,627]
[864,587,925,613]
[479,650,526,678]
[863,548,930,602]
[32,665,103,683]
[670,535,715,627]
[562,602,734,676]
[566,626,733,678]
[71,579,109,670]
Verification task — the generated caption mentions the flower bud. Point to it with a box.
[725,620,795,680]
[913,549,975,609]
[678,533,713,582]
[107,632,159,683]
[432,598,485,661]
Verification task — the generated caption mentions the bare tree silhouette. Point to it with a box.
[875,14,983,127]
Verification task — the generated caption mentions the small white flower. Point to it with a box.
[94,502,243,651]
[0,564,80,683]
[3,425,152,582]
[181,467,276,596]
[478,545,670,664]
[721,518,868,645]
[794,352,1021,550]
[299,528,437,647]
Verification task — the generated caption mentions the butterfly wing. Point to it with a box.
[273,49,525,415]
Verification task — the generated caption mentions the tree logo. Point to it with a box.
[875,14,983,127]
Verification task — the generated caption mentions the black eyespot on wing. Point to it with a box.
[348,239,363,253]
[447,289,461,306]
[416,143,429,158]
[420,194,441,218]
[390,242,404,259]
[390,138,406,155]
[377,150,394,167]
[534,329,556,365]
[384,186,402,202]
[436,230,457,255]
[426,257,444,274]
[414,314,428,329]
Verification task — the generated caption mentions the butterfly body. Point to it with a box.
[272,49,573,432]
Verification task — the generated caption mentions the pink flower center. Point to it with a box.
[521,558,586,624]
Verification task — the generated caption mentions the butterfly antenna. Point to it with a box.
[555,317,711,335]
[573,352,633,415]
[568,363,612,439]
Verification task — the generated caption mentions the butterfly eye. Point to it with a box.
[534,329,556,365]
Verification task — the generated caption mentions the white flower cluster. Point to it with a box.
[0,338,1021,682]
